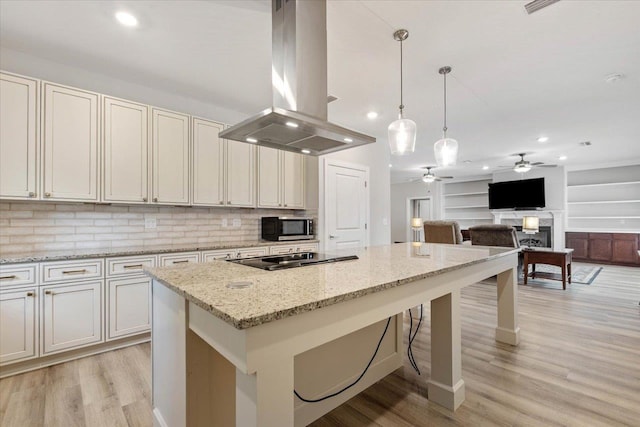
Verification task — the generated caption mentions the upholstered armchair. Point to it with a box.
[469,224,519,248]
[423,220,463,244]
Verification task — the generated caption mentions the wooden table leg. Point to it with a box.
[427,290,465,410]
[561,262,567,290]
[523,259,529,285]
[495,267,520,346]
[568,260,572,284]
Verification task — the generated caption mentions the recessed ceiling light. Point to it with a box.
[367,111,378,120]
[344,137,353,143]
[389,164,393,168]
[579,141,592,146]
[301,149,311,154]
[115,11,138,27]
[537,136,549,143]
[246,137,258,143]
[558,155,567,161]
[285,121,298,128]
[482,165,490,170]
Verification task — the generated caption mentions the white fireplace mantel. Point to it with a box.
[491,210,565,251]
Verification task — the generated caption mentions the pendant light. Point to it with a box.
[434,66,458,167]
[388,29,416,156]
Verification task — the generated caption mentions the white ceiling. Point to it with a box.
[1,0,639,183]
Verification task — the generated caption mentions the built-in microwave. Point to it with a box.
[261,217,314,241]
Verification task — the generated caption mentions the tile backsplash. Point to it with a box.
[0,202,314,254]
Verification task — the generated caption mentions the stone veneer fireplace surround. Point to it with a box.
[491,210,565,251]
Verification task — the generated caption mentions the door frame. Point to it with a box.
[320,158,370,251]
[406,196,433,242]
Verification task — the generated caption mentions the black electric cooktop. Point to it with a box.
[227,252,358,271]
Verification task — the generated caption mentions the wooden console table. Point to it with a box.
[523,248,574,289]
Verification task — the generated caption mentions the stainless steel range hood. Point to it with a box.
[219,0,375,156]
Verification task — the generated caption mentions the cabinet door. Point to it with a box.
[588,234,613,262]
[226,140,256,207]
[282,151,305,209]
[107,277,151,340]
[43,83,99,201]
[103,97,148,203]
[566,232,589,259]
[152,108,190,205]
[192,118,225,206]
[42,281,103,355]
[0,288,37,365]
[0,73,39,200]
[611,234,639,264]
[257,146,281,208]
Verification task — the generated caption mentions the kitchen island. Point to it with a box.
[146,243,520,427]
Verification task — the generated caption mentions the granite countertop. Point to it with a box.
[145,243,519,330]
[0,240,320,264]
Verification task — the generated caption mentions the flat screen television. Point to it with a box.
[488,177,545,210]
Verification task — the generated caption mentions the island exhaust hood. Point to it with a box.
[219,0,376,156]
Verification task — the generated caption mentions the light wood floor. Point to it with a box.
[1,263,638,426]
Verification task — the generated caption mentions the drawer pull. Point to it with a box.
[172,260,189,264]
[0,275,17,280]
[45,290,53,295]
[26,292,34,297]
[142,197,148,202]
[123,264,144,269]
[62,269,88,275]
[153,197,158,202]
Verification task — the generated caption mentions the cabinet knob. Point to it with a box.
[26,292,34,297]
[284,204,288,207]
[219,201,224,205]
[153,197,158,202]
[45,290,52,295]
[142,197,148,202]
[44,192,51,198]
[28,191,36,197]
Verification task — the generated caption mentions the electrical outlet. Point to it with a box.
[233,218,241,227]
[222,218,228,228]
[145,218,157,229]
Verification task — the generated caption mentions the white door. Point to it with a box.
[325,161,369,251]
[152,108,190,205]
[42,281,103,355]
[107,277,151,340]
[0,288,37,365]
[192,118,225,206]
[42,83,99,201]
[226,140,255,207]
[0,72,39,200]
[257,146,281,208]
[283,151,305,209]
[103,97,148,203]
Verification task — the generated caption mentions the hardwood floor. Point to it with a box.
[1,263,638,426]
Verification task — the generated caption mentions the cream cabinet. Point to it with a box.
[103,97,149,203]
[226,139,256,207]
[192,117,225,206]
[152,108,190,205]
[42,82,99,201]
[41,280,103,355]
[0,288,38,364]
[0,72,39,200]
[202,246,268,262]
[107,276,151,340]
[269,243,318,255]
[257,148,305,209]
[158,252,200,266]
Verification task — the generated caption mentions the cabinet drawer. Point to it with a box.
[107,255,157,277]
[269,243,318,255]
[42,259,103,283]
[158,252,200,266]
[237,247,268,258]
[0,263,38,288]
[202,250,236,262]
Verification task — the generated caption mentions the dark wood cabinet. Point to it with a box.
[566,232,640,266]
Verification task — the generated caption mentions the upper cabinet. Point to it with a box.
[226,140,256,207]
[192,118,225,206]
[42,82,99,202]
[258,148,305,209]
[103,97,149,203]
[152,108,190,205]
[0,72,39,200]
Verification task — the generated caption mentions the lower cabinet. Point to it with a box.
[269,243,319,255]
[41,281,103,355]
[0,288,37,365]
[107,277,151,340]
[566,232,640,266]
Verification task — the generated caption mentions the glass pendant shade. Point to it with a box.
[434,137,459,167]
[514,163,532,173]
[388,117,417,155]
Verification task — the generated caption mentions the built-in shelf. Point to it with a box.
[571,216,640,219]
[567,180,640,188]
[568,200,640,205]
[445,205,489,209]
[444,191,488,197]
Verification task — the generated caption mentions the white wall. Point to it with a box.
[492,166,567,210]
[389,181,442,243]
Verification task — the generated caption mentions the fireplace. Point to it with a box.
[515,226,552,248]
[491,210,565,251]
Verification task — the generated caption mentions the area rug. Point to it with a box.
[525,264,603,285]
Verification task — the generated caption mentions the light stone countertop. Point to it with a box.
[145,243,519,330]
[0,240,320,264]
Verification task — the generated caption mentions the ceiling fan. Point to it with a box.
[412,166,454,183]
[499,153,557,174]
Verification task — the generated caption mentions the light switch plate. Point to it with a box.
[145,218,157,229]
[233,218,241,227]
